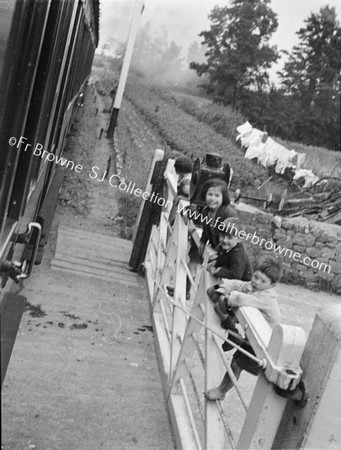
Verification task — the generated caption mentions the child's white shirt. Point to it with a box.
[217,279,281,328]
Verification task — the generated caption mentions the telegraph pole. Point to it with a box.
[107,0,145,139]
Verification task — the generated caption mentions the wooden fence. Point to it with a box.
[135,149,341,450]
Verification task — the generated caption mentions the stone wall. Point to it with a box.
[235,202,341,295]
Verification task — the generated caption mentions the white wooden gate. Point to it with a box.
[137,150,339,449]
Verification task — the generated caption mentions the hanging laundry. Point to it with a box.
[236,122,316,185]
[240,129,263,149]
[236,121,252,140]
[244,142,266,160]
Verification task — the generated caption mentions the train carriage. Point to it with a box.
[0,0,100,385]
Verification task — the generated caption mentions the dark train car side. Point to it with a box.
[0,0,100,386]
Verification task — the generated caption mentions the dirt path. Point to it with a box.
[56,84,120,236]
[85,90,119,232]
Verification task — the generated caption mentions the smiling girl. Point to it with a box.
[198,178,237,259]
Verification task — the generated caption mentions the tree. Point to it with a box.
[279,6,341,150]
[280,6,341,105]
[190,0,279,106]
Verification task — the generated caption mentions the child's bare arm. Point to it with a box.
[207,253,218,263]
[217,279,250,295]
[227,291,269,310]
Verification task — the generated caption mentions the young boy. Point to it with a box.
[206,217,252,280]
[205,255,282,401]
[206,217,252,329]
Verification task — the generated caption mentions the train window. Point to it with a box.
[8,0,75,220]
[0,0,51,228]
[1,0,98,241]
[46,2,82,165]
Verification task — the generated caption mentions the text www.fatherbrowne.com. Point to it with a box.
[176,204,332,274]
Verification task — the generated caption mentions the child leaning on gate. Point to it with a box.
[205,255,282,401]
[197,178,237,260]
[206,217,252,330]
[169,177,238,300]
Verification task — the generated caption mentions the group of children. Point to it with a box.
[197,176,282,401]
[170,152,283,402]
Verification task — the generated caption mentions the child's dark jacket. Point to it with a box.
[214,242,252,281]
[200,204,237,249]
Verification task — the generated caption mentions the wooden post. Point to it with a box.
[155,159,177,287]
[273,304,341,449]
[205,269,226,450]
[237,323,306,449]
[170,208,188,379]
[132,149,164,243]
[107,0,145,138]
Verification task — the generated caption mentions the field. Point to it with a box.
[124,76,269,190]
[124,74,341,185]
[171,88,341,180]
[275,137,341,179]
[92,67,341,238]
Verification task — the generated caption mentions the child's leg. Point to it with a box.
[218,305,238,327]
[207,287,240,349]
[214,303,230,323]
[205,359,243,401]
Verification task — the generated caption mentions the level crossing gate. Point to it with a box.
[132,149,341,450]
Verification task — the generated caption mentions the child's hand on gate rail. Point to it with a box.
[206,261,218,275]
[207,253,218,263]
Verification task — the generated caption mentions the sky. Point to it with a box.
[98,0,341,82]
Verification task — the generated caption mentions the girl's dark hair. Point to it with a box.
[199,178,231,206]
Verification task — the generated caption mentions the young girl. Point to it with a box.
[198,178,237,260]
[172,178,236,300]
